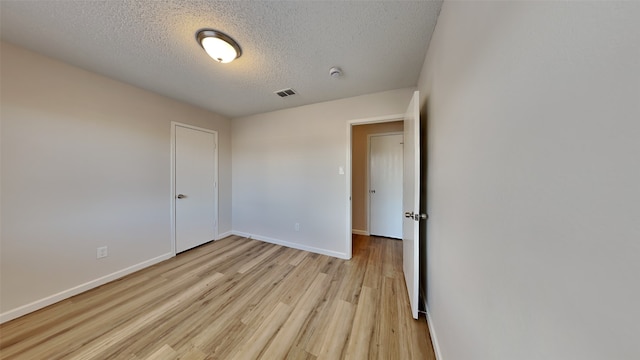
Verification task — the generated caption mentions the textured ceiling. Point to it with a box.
[0,1,442,118]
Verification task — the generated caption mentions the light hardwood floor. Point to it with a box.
[0,235,435,359]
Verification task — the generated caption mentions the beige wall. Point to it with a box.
[418,1,640,359]
[0,41,232,320]
[351,121,403,233]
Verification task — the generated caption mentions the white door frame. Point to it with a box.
[346,114,403,259]
[170,121,219,256]
[367,131,403,237]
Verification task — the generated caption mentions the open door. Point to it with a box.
[403,91,422,319]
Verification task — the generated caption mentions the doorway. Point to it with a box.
[346,91,422,320]
[171,122,219,254]
[350,121,404,237]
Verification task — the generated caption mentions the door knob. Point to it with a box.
[413,213,428,221]
[370,190,376,194]
[176,194,186,199]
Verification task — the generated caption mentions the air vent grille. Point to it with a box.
[275,88,297,97]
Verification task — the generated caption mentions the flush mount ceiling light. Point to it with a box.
[196,29,242,63]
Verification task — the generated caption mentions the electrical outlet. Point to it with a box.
[97,246,108,259]
[295,223,300,232]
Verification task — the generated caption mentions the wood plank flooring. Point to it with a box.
[0,235,435,359]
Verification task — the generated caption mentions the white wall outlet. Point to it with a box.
[295,223,300,232]
[97,246,108,259]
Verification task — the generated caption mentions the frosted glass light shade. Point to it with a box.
[201,37,237,63]
[196,29,242,63]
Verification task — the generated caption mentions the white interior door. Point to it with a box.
[175,125,217,253]
[369,134,403,239]
[402,91,420,319]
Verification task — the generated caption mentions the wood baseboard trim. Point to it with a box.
[232,231,350,260]
[426,305,443,360]
[0,252,173,324]
[351,229,370,236]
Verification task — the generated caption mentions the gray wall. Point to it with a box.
[232,89,414,258]
[0,42,232,319]
[418,1,640,359]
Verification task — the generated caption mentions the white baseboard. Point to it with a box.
[232,231,349,260]
[351,229,370,236]
[0,252,173,324]
[216,230,234,240]
[426,305,443,360]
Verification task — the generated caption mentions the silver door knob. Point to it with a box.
[176,194,186,199]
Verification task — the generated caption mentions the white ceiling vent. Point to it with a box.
[275,88,297,98]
